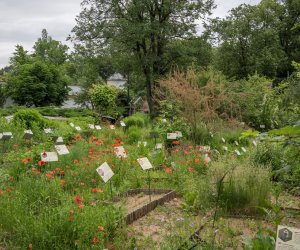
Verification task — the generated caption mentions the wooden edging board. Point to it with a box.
[113,189,176,225]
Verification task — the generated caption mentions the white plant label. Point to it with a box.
[167,133,177,140]
[138,141,147,147]
[0,132,12,140]
[120,121,126,127]
[222,137,226,143]
[276,225,300,250]
[114,146,127,158]
[69,123,74,127]
[223,146,228,151]
[109,125,115,130]
[176,131,183,138]
[95,125,101,130]
[96,162,114,183]
[204,154,211,163]
[40,152,58,162]
[137,157,153,170]
[44,128,53,134]
[155,143,163,149]
[235,149,241,156]
[260,124,265,129]
[55,145,69,155]
[75,126,81,131]
[235,141,239,146]
[241,147,247,153]
[252,140,257,147]
[162,118,167,123]
[24,130,33,139]
[55,137,64,145]
[209,132,214,137]
[88,124,95,129]
[240,122,245,126]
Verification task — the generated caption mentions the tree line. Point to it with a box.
[0,0,299,117]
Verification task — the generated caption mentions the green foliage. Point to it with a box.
[127,126,142,144]
[71,0,214,116]
[123,113,148,129]
[211,0,300,79]
[33,29,69,66]
[0,83,6,107]
[243,230,275,250]
[89,84,118,116]
[13,109,50,129]
[7,60,68,107]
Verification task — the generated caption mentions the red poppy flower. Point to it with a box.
[38,160,45,166]
[97,225,105,231]
[92,237,99,244]
[165,168,172,173]
[92,188,97,193]
[75,135,81,139]
[77,204,85,209]
[74,196,82,203]
[189,167,194,172]
[69,216,73,221]
[42,152,47,157]
[203,160,207,166]
[195,158,200,164]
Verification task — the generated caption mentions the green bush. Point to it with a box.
[253,143,283,172]
[123,112,148,129]
[13,109,50,129]
[127,126,142,144]
[190,159,271,215]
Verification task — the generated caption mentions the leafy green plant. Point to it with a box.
[13,109,50,129]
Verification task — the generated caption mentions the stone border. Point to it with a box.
[113,189,176,224]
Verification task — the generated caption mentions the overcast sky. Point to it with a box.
[0,0,260,69]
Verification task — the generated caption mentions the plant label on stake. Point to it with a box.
[88,124,95,129]
[69,123,75,127]
[96,162,114,198]
[235,141,239,146]
[138,141,147,147]
[23,130,33,140]
[155,143,163,149]
[75,126,81,131]
[260,125,265,129]
[109,125,115,130]
[40,152,58,162]
[120,121,126,127]
[114,146,127,158]
[0,132,12,140]
[234,149,241,156]
[96,162,114,183]
[175,131,183,138]
[167,133,177,140]
[275,225,300,250]
[241,147,247,153]
[137,157,153,202]
[137,157,153,170]
[55,137,64,145]
[95,125,101,130]
[223,146,228,151]
[55,145,69,155]
[209,132,214,137]
[252,140,257,147]
[44,128,53,134]
[221,137,226,143]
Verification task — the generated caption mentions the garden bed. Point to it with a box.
[113,189,176,224]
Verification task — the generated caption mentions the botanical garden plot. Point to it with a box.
[0,112,299,249]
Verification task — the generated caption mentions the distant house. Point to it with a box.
[107,73,127,89]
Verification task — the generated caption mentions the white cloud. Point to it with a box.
[0,0,261,68]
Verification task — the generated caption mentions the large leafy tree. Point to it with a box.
[70,0,214,116]
[210,0,300,79]
[33,29,69,66]
[7,61,68,107]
